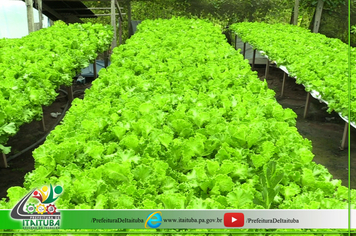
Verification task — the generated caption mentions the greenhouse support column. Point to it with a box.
[313,0,324,33]
[25,0,35,34]
[252,49,256,70]
[293,0,300,25]
[119,17,123,45]
[111,0,117,49]
[303,93,311,118]
[115,0,123,44]
[128,0,132,37]
[37,0,43,29]
[340,122,348,150]
[281,72,287,97]
[1,153,8,168]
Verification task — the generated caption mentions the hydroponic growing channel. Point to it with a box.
[0,21,113,167]
[230,22,354,149]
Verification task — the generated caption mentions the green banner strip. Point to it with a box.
[0,211,22,229]
[0,209,353,230]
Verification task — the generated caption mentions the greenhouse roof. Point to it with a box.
[23,0,97,23]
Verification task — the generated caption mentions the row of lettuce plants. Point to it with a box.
[0,22,113,154]
[0,18,352,235]
[230,22,354,123]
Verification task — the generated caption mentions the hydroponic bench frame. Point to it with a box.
[0,54,110,168]
[234,37,353,150]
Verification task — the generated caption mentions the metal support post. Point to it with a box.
[252,49,256,70]
[93,59,97,79]
[119,16,122,45]
[281,72,287,97]
[67,85,73,103]
[265,60,270,80]
[303,93,311,118]
[127,0,132,38]
[111,0,117,49]
[41,107,46,132]
[1,153,8,168]
[340,122,348,150]
[243,42,246,58]
[104,51,109,68]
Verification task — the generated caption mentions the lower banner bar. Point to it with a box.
[0,209,352,229]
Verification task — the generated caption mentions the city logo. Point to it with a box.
[145,211,162,229]
[224,213,244,227]
[11,184,63,229]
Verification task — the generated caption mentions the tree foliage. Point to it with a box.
[301,0,346,10]
[80,0,350,44]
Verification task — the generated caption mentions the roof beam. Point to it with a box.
[77,13,124,16]
[54,7,123,10]
[42,2,68,21]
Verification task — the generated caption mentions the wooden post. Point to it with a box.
[93,59,97,79]
[1,153,8,168]
[119,16,123,45]
[293,0,300,25]
[234,35,237,50]
[281,72,287,97]
[37,0,43,29]
[104,51,109,68]
[313,0,324,33]
[111,0,117,49]
[252,49,256,70]
[340,122,348,150]
[243,42,246,58]
[265,60,270,80]
[25,0,35,34]
[303,93,311,118]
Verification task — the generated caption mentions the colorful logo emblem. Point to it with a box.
[145,211,162,229]
[11,184,63,229]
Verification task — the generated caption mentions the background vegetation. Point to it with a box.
[82,0,353,46]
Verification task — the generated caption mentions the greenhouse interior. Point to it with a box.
[0,0,356,235]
